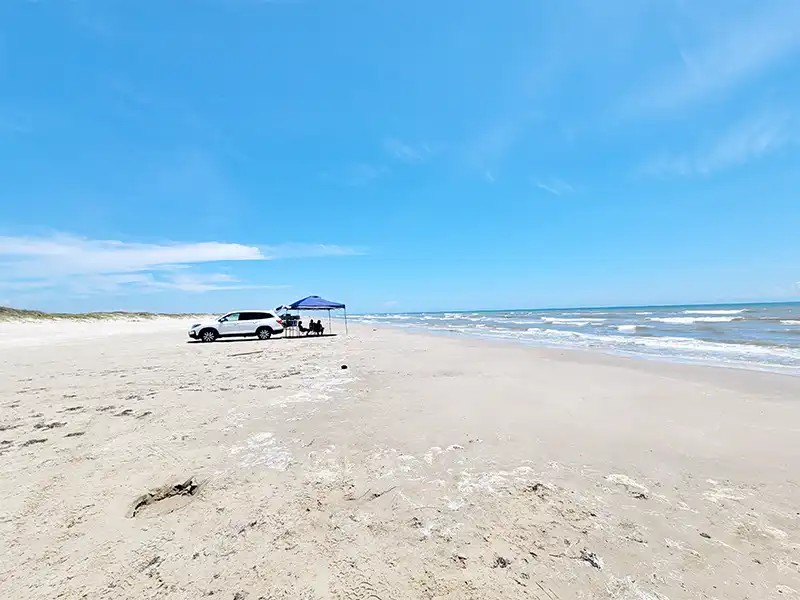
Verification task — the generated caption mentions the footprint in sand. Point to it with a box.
[21,438,48,447]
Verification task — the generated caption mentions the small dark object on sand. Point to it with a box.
[21,438,47,447]
[341,364,348,370]
[127,477,201,518]
[700,532,712,539]
[34,421,66,430]
[65,431,86,438]
[140,555,162,572]
[492,556,511,569]
[578,549,603,569]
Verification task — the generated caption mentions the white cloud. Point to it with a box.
[15,272,287,296]
[642,111,796,176]
[630,1,800,116]
[535,179,575,196]
[261,243,362,260]
[383,138,439,163]
[321,163,388,187]
[384,138,423,162]
[0,235,359,297]
[466,119,527,178]
[0,236,264,278]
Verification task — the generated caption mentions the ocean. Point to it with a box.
[352,302,800,375]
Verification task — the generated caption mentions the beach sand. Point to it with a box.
[1,319,799,599]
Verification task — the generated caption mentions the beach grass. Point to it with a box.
[0,306,196,322]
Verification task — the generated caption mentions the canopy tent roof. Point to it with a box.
[287,295,346,310]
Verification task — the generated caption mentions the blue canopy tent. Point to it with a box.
[284,295,347,335]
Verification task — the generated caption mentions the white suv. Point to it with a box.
[189,311,284,342]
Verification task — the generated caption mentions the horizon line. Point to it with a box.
[354,299,800,316]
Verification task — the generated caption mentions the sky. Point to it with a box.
[1,0,799,314]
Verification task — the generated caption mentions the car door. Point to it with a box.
[218,312,244,336]
[237,312,260,335]
[252,312,273,331]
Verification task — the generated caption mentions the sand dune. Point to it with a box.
[1,319,799,599]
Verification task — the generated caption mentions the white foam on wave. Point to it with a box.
[683,309,747,315]
[438,314,490,323]
[352,310,800,373]
[650,316,740,324]
[541,317,606,326]
[515,324,800,370]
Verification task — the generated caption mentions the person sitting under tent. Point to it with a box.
[306,319,323,336]
[298,320,311,335]
[314,320,325,336]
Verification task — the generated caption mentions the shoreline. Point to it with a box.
[350,317,800,377]
[359,323,800,414]
[2,319,799,598]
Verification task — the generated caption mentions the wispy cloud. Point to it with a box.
[629,1,800,117]
[0,236,264,278]
[465,118,529,180]
[535,179,575,196]
[383,138,439,163]
[642,111,796,177]
[0,235,360,296]
[0,270,282,296]
[261,243,362,259]
[321,163,388,187]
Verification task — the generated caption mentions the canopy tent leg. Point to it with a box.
[344,308,348,334]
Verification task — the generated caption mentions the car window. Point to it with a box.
[248,313,272,320]
[239,312,257,321]
[224,313,240,321]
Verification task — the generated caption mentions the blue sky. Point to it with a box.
[1,0,799,313]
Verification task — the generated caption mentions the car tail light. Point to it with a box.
[277,318,283,325]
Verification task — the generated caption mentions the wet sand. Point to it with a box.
[1,319,799,599]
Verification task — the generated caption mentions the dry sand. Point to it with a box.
[1,318,799,599]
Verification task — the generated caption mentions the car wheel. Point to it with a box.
[200,329,218,343]
[256,327,272,340]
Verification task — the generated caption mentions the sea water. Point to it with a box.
[353,303,800,375]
